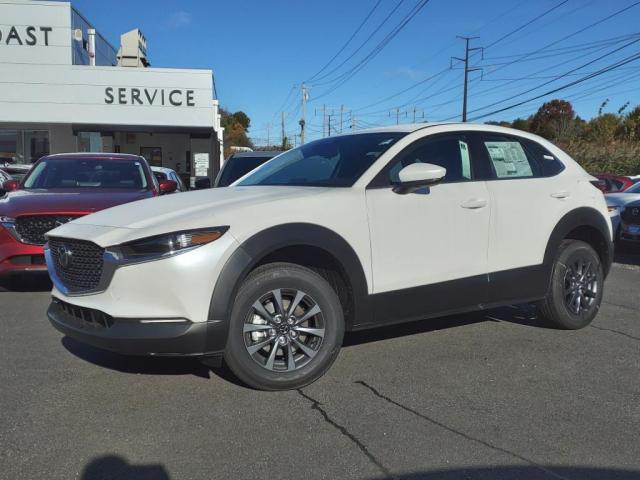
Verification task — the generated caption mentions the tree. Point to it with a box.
[220,108,253,157]
[232,111,250,130]
[582,113,622,144]
[511,117,530,132]
[530,99,576,140]
[620,105,640,141]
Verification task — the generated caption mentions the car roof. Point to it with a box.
[230,151,283,158]
[151,166,175,174]
[331,122,541,137]
[42,152,144,161]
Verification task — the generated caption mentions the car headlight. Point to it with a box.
[113,227,229,262]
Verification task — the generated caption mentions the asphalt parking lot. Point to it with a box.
[1,250,639,480]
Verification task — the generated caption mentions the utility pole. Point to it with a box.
[339,104,344,133]
[328,114,332,136]
[389,107,407,125]
[281,112,285,148]
[264,122,272,146]
[351,112,356,130]
[299,83,308,145]
[452,36,482,122]
[411,107,425,123]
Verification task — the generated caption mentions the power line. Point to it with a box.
[466,36,640,117]
[467,50,640,121]
[305,0,383,82]
[310,0,407,85]
[483,0,568,49]
[311,0,432,100]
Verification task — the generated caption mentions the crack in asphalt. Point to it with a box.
[589,324,640,342]
[603,300,638,312]
[354,380,570,480]
[296,389,396,479]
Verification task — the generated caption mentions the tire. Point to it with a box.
[538,240,604,330]
[224,262,344,390]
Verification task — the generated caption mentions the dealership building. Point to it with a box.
[0,0,224,184]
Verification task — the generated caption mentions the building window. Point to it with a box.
[78,132,102,152]
[24,131,50,164]
[0,129,49,165]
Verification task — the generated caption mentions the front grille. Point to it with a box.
[621,206,640,224]
[48,237,105,293]
[54,298,113,328]
[15,215,80,245]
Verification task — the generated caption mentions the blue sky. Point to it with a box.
[71,0,640,145]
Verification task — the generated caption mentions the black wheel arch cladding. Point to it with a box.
[205,223,370,351]
[543,206,613,278]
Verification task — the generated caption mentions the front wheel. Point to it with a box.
[224,263,344,390]
[538,240,604,330]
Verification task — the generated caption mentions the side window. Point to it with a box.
[521,139,565,177]
[482,137,538,179]
[383,135,474,185]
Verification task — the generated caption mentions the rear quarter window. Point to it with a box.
[521,139,565,177]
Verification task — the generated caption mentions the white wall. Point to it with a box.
[0,1,72,66]
[0,64,216,128]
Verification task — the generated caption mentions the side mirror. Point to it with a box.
[158,179,178,195]
[393,163,446,194]
[2,179,19,193]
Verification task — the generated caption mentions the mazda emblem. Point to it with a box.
[632,208,639,217]
[57,245,72,268]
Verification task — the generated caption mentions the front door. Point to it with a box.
[365,132,491,325]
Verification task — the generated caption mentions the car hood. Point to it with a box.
[49,186,332,246]
[605,192,640,206]
[0,189,154,218]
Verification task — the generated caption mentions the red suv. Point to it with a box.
[0,153,176,279]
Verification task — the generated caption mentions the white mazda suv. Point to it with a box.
[44,123,613,390]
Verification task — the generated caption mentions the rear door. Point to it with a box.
[477,132,573,303]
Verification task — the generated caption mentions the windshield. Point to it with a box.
[218,155,275,187]
[626,182,640,193]
[237,132,406,187]
[23,158,149,190]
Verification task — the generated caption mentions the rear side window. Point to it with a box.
[479,134,564,180]
[483,139,538,179]
[521,139,565,177]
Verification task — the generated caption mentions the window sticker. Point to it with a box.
[459,140,471,179]
[484,141,533,178]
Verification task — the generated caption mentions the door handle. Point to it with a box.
[551,191,571,199]
[460,198,487,209]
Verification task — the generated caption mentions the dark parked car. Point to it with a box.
[214,151,282,187]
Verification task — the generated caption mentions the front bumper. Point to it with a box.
[46,230,240,355]
[47,298,221,356]
[619,222,640,243]
[0,226,46,277]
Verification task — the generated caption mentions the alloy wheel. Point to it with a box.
[563,257,599,315]
[243,288,325,372]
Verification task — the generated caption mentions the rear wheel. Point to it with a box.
[224,262,344,390]
[538,240,603,330]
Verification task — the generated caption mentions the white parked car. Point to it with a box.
[44,123,613,390]
[151,166,188,192]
